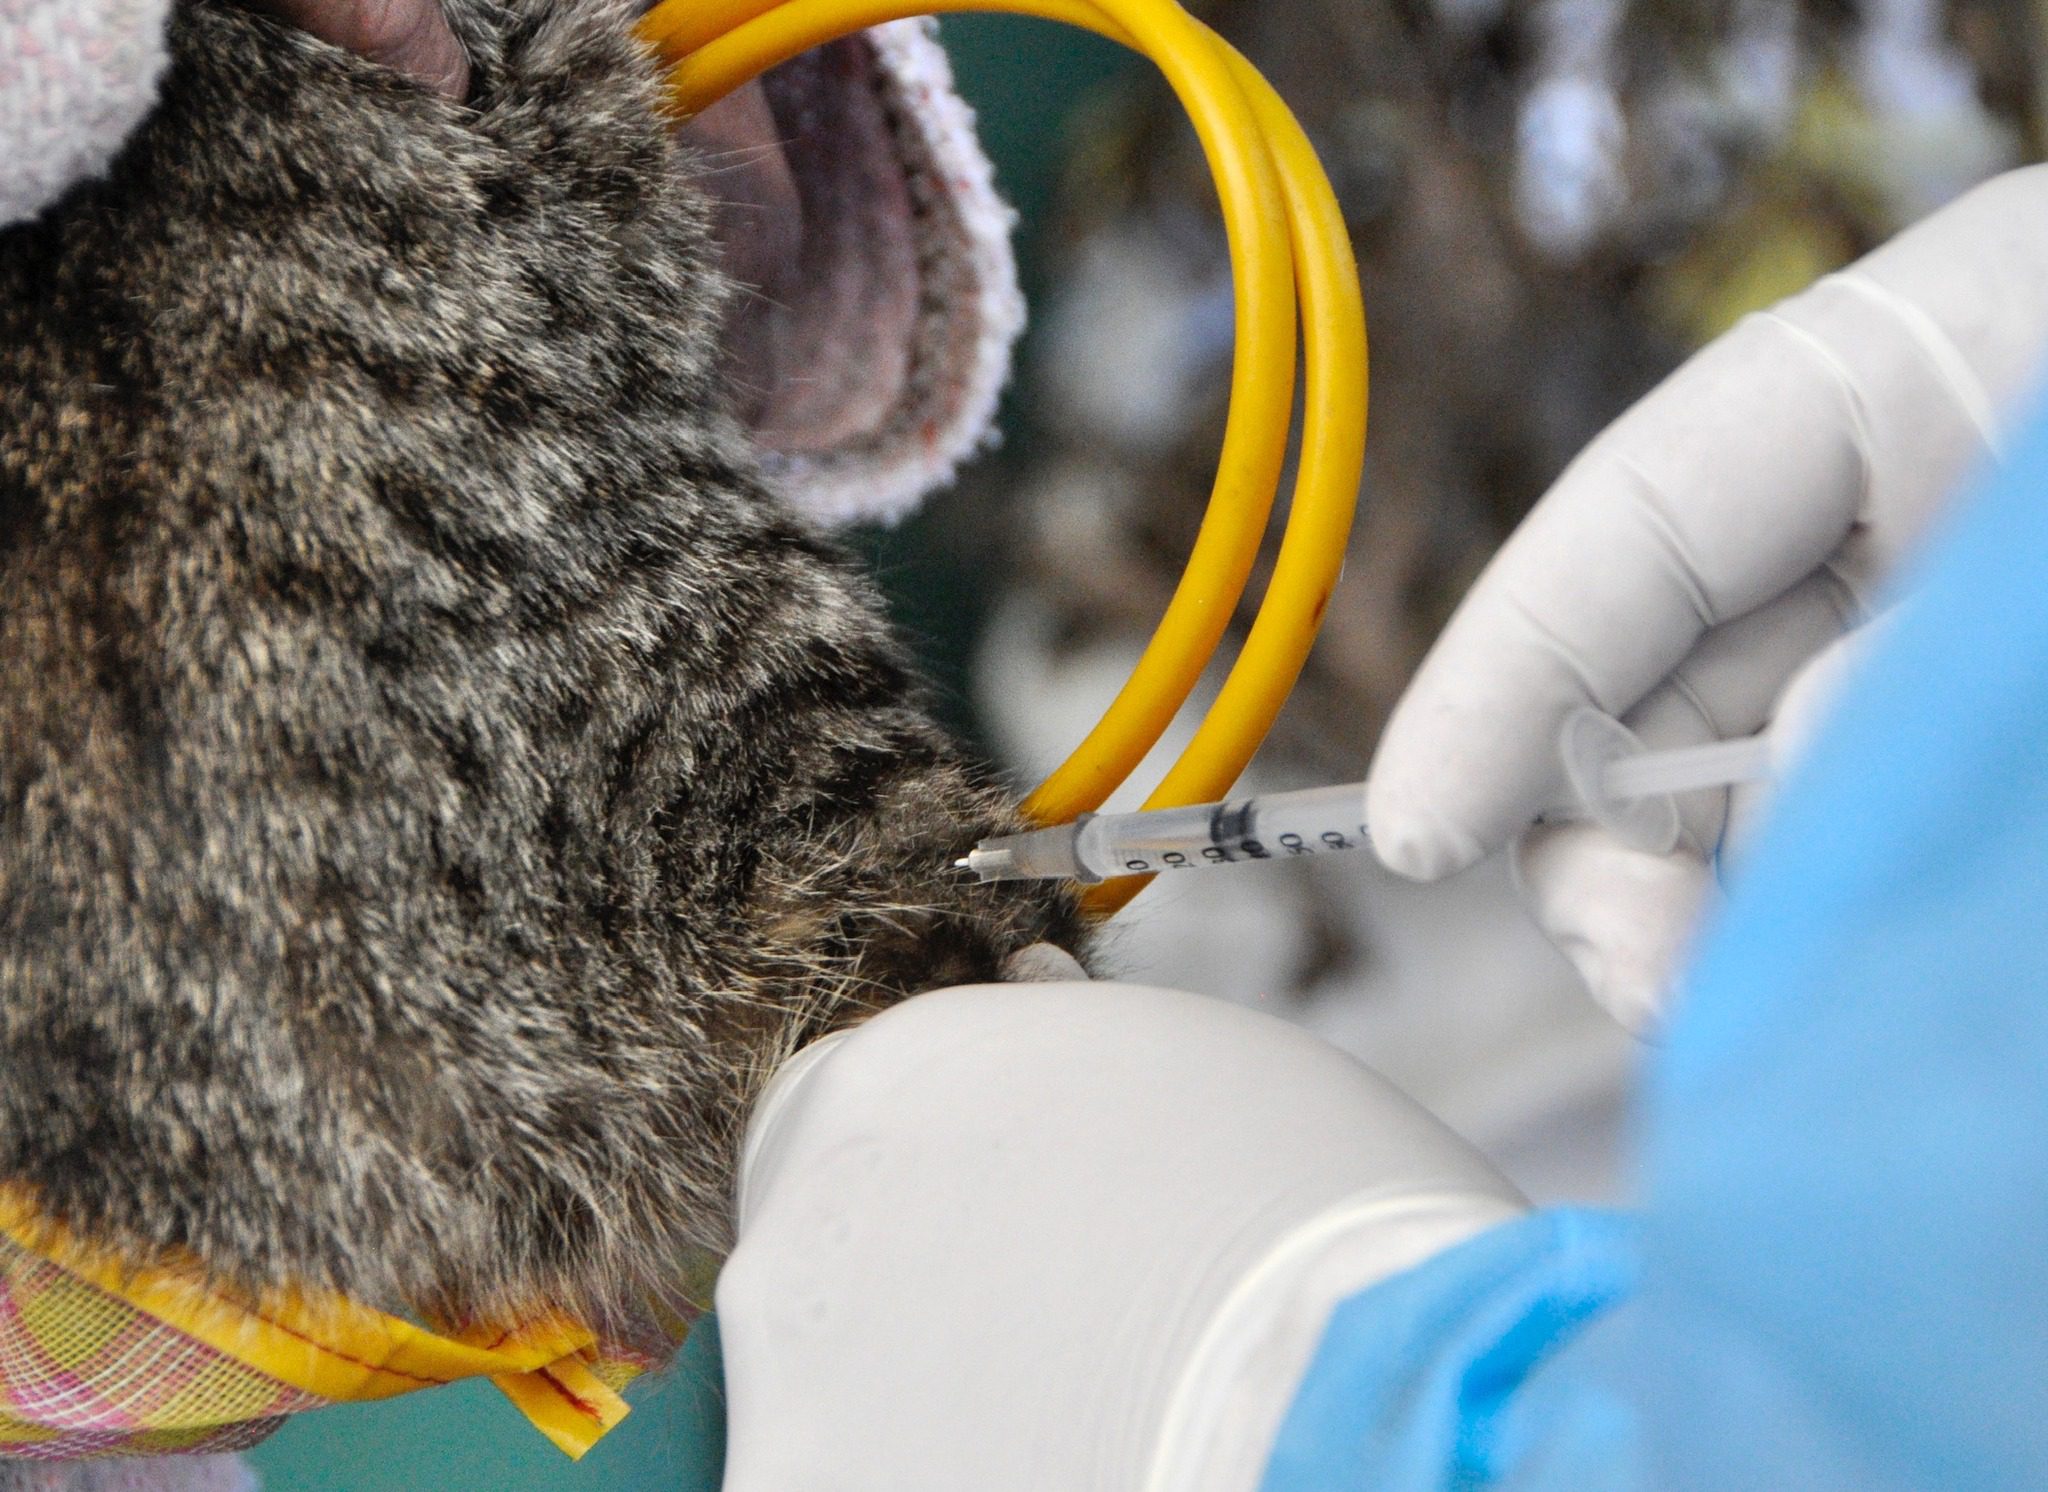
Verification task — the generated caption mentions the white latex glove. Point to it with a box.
[718,981,1524,1492]
[1368,164,2048,1031]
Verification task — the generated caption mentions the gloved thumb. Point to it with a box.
[1511,822,1711,1035]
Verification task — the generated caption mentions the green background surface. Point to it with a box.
[249,18,1131,1490]
[248,1319,727,1491]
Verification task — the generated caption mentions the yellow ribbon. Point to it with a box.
[0,1185,633,1460]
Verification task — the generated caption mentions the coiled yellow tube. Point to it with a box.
[641,0,1367,916]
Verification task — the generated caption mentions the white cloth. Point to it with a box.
[719,981,1522,1492]
[1367,164,2048,1029]
[0,0,171,227]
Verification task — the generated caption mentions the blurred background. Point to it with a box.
[252,0,2044,1483]
[881,0,2044,1205]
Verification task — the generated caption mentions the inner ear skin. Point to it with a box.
[678,81,804,377]
[682,43,923,450]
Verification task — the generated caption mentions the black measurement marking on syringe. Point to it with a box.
[1114,801,1368,875]
[1207,798,1260,863]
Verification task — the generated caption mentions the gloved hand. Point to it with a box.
[716,981,1524,1492]
[1367,164,2048,1032]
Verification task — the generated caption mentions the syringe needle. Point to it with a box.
[957,827,1089,883]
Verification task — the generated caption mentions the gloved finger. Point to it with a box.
[721,983,1522,1491]
[1369,310,1874,882]
[1002,942,1090,982]
[1765,624,1873,760]
[1524,611,1873,1031]
[1511,578,1853,1026]
[248,0,469,97]
[1727,174,2048,598]
[1619,570,1858,856]
[1837,165,2048,450]
[1512,821,1711,1035]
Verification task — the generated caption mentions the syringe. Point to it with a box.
[958,708,1777,884]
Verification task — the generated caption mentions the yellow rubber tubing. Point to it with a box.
[642,0,1368,915]
[649,0,1297,824]
[1090,52,1364,913]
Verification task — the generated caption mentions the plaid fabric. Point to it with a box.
[0,1232,320,1459]
[0,1189,714,1462]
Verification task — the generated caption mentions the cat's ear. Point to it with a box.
[680,22,1021,527]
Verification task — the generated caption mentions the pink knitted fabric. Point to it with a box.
[0,0,171,226]
[0,1458,255,1492]
[762,19,1024,527]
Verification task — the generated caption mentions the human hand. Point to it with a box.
[1367,165,2048,1031]
[248,0,468,97]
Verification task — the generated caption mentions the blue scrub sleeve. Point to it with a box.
[1270,380,2048,1491]
[1259,1209,1635,1492]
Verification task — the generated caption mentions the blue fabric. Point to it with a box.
[1259,1210,1635,1492]
[1267,382,2048,1490]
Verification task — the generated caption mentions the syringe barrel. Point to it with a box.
[1072,803,1228,878]
[1079,782,1371,878]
